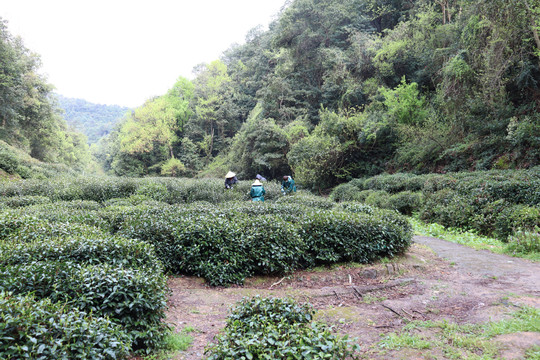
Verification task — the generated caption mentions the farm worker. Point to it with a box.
[224,171,238,189]
[255,174,267,181]
[250,179,265,201]
[281,175,296,195]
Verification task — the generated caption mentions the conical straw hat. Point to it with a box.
[225,171,236,178]
[252,179,262,186]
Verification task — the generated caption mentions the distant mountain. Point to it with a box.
[55,94,130,144]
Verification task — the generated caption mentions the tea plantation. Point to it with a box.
[0,176,412,358]
[331,168,540,242]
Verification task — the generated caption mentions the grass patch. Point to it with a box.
[143,331,193,360]
[375,306,540,359]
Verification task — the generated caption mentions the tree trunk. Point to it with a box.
[524,0,540,67]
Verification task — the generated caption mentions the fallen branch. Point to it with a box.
[313,278,415,298]
[269,277,287,289]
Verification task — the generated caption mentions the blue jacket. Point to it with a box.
[281,177,296,194]
[250,185,265,201]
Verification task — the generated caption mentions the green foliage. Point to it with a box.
[0,235,162,272]
[0,262,169,351]
[0,291,131,359]
[505,227,540,255]
[364,190,391,209]
[226,109,290,179]
[330,183,364,202]
[380,77,428,126]
[0,195,51,208]
[205,296,358,359]
[300,208,412,266]
[337,169,540,239]
[161,157,186,177]
[387,191,424,216]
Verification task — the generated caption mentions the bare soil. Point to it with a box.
[165,236,540,359]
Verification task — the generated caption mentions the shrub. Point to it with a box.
[330,183,362,202]
[388,191,424,215]
[300,209,412,266]
[0,150,20,174]
[419,189,476,230]
[135,181,170,202]
[275,191,334,209]
[505,227,540,255]
[364,190,391,209]
[334,201,375,215]
[205,296,358,360]
[0,236,162,271]
[117,206,305,286]
[495,205,540,240]
[239,215,305,275]
[363,172,424,193]
[0,262,169,351]
[0,195,51,208]
[0,292,131,359]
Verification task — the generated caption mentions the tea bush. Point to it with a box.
[364,190,391,209]
[419,190,476,230]
[117,207,307,286]
[495,205,540,240]
[0,236,162,271]
[116,202,412,286]
[300,209,412,266]
[0,291,131,359]
[334,201,375,214]
[335,168,540,239]
[205,296,358,359]
[330,183,363,202]
[0,195,51,208]
[387,191,424,216]
[275,191,335,209]
[0,261,168,351]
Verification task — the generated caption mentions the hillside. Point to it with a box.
[56,95,130,144]
[94,0,540,186]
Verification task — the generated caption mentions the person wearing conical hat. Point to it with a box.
[225,171,238,189]
[281,175,296,195]
[250,179,266,202]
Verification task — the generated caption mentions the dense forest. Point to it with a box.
[2,0,540,188]
[56,95,130,144]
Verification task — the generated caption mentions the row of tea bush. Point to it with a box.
[0,215,169,357]
[330,168,540,241]
[0,194,412,287]
[0,176,283,204]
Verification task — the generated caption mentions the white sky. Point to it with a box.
[1,0,286,107]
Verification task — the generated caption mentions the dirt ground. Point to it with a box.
[165,236,540,359]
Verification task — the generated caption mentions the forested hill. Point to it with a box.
[96,0,540,188]
[56,95,130,144]
[0,18,91,174]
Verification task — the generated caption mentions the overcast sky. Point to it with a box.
[1,0,286,107]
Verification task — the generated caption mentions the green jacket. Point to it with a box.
[250,185,265,201]
[281,177,296,194]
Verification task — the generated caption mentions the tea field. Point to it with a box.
[0,176,413,358]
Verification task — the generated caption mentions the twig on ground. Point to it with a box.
[269,277,286,289]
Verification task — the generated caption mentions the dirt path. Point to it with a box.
[414,235,540,296]
[167,236,540,359]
